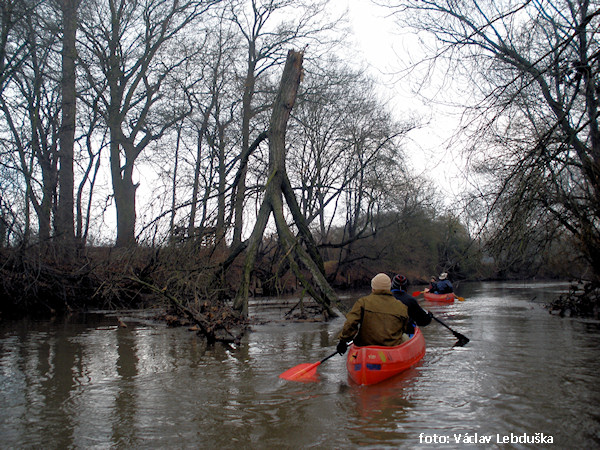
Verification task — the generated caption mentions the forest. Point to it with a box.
[1,0,599,330]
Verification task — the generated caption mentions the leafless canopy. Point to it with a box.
[381,0,600,279]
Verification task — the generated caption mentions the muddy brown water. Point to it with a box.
[1,281,599,448]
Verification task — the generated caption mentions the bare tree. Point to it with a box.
[232,49,341,317]
[290,60,365,245]
[290,59,416,274]
[186,15,239,240]
[55,0,80,252]
[382,0,600,281]
[78,0,220,247]
[227,0,343,246]
[75,105,106,245]
[0,1,61,244]
[0,0,31,96]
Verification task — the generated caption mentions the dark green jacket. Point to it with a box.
[339,290,410,347]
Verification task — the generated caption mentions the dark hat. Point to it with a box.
[392,274,409,290]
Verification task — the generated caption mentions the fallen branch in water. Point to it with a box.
[546,280,600,319]
[128,276,245,345]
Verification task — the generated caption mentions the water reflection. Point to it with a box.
[349,366,418,417]
[1,282,600,448]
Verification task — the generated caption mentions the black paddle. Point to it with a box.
[431,313,470,346]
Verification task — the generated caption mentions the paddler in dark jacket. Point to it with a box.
[336,273,410,355]
[390,274,432,334]
[426,272,453,294]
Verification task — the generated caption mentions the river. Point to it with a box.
[1,281,599,448]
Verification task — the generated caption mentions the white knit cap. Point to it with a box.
[371,273,391,291]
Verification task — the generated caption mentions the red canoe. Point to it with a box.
[346,328,426,385]
[424,292,455,302]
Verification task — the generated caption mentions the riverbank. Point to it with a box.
[0,245,252,343]
[2,245,596,330]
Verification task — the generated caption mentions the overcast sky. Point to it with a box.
[343,0,467,204]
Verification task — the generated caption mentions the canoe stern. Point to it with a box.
[346,328,426,385]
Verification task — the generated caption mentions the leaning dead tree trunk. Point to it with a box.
[233,49,345,318]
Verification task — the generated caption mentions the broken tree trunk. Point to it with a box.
[233,49,346,318]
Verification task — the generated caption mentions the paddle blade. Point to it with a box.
[411,291,423,297]
[456,296,465,301]
[279,361,321,382]
[454,337,470,347]
[453,332,470,347]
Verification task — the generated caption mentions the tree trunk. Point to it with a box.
[56,0,78,253]
[189,100,215,235]
[233,50,345,318]
[232,54,256,246]
[170,125,181,235]
[216,121,227,247]
[110,138,137,248]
